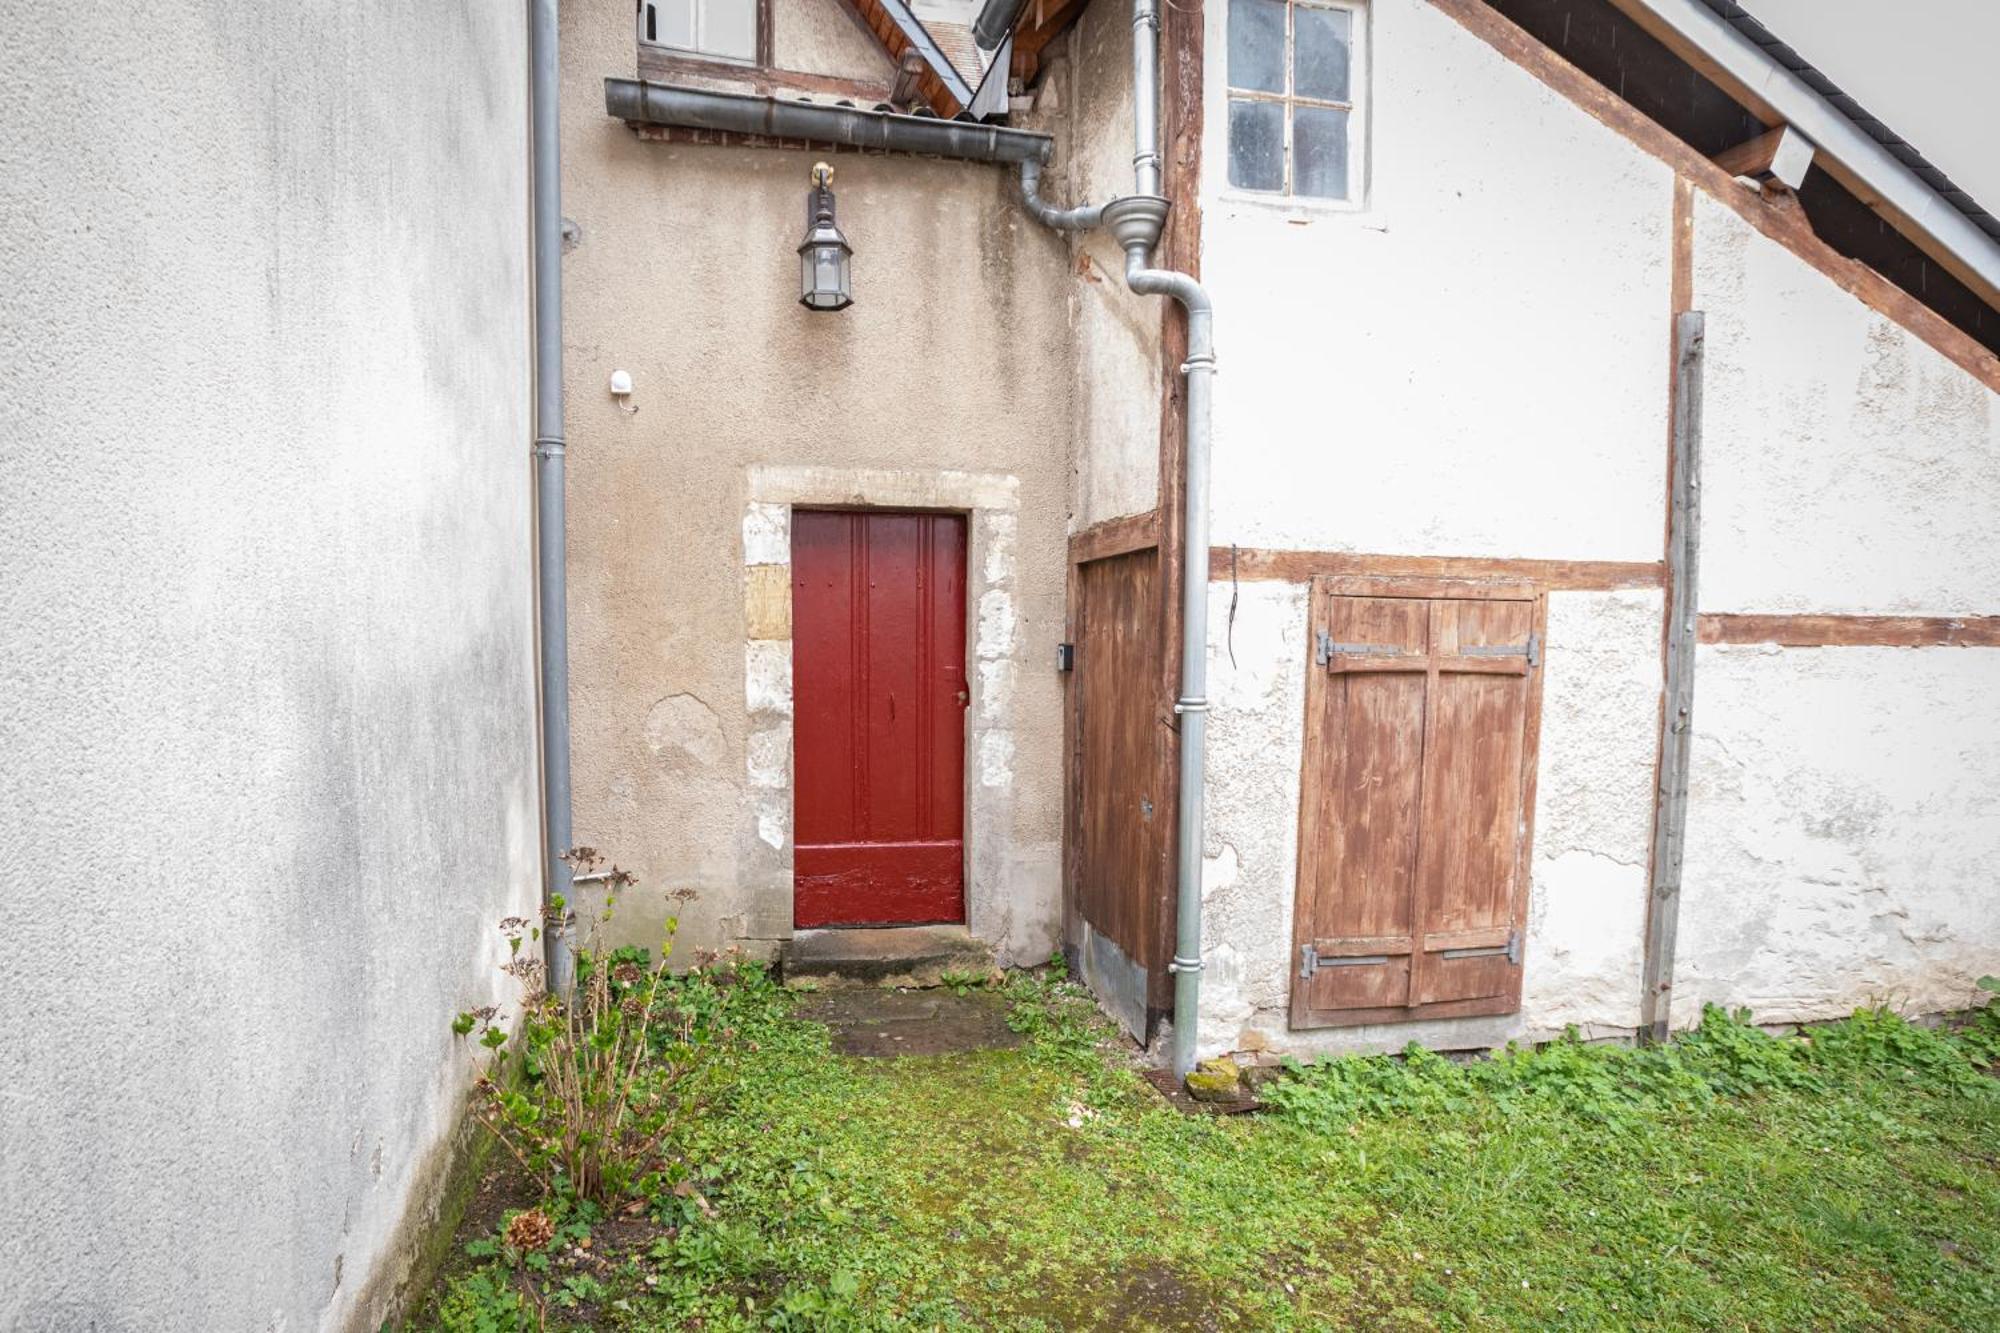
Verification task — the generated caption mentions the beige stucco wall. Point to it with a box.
[561,0,1073,965]
[0,2,540,1329]
[1061,0,1165,530]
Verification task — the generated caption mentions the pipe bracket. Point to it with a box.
[1173,697,1209,714]
[533,434,567,459]
[1168,955,1204,973]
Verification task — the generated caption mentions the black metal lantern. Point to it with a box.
[797,162,853,312]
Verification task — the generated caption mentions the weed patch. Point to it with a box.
[415,974,2000,1330]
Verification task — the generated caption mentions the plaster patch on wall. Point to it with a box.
[742,502,791,566]
[983,511,1018,585]
[978,731,1017,789]
[1675,643,2000,1028]
[976,657,1015,726]
[743,640,792,718]
[746,725,790,790]
[755,794,788,851]
[976,588,1018,661]
[643,693,728,773]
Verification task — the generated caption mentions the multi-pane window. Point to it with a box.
[637,0,758,65]
[1226,0,1365,202]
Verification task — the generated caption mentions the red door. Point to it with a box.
[792,511,968,927]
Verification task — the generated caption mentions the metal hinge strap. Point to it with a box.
[1299,944,1393,977]
[1458,633,1542,668]
[1315,630,1407,666]
[1439,929,1523,966]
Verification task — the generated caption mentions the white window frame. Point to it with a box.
[1224,0,1369,207]
[636,0,762,67]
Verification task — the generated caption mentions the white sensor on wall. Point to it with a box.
[609,370,633,397]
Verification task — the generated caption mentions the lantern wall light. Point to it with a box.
[798,162,854,312]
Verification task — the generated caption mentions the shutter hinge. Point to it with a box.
[1459,632,1542,668]
[1300,944,1393,977]
[1437,929,1524,966]
[1315,631,1405,667]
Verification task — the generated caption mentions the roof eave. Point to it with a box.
[1609,0,2000,311]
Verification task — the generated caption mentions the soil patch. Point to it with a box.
[795,987,1027,1056]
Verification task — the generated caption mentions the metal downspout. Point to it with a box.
[531,0,574,996]
[1016,0,1215,1078]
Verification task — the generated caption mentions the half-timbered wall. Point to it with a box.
[1193,0,1672,1056]
[1187,0,2000,1059]
[1675,195,2000,1027]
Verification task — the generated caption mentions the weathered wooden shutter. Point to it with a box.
[1290,578,1546,1028]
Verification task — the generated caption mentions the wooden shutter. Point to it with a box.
[1290,577,1546,1028]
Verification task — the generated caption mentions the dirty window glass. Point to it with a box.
[1229,0,1288,95]
[1228,100,1286,192]
[1293,105,1350,199]
[1293,7,1352,103]
[1225,0,1363,202]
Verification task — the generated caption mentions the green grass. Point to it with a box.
[423,967,2000,1331]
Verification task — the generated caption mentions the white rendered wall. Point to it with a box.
[1677,195,2000,1025]
[1199,584,1663,1057]
[1198,0,1672,560]
[1695,194,2000,616]
[1677,646,2000,1026]
[0,3,539,1329]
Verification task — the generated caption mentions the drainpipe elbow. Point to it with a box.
[1019,160,1107,231]
[1122,248,1215,363]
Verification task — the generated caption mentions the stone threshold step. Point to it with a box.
[779,925,999,989]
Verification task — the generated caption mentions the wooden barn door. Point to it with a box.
[791,511,968,928]
[1291,577,1546,1028]
[1069,547,1170,1035]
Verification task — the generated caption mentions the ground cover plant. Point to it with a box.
[416,966,2000,1330]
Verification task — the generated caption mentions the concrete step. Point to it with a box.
[779,926,999,990]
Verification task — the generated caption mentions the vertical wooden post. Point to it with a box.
[1641,310,1705,1043]
[1149,0,1206,1029]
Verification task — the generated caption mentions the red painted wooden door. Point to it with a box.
[792,511,968,927]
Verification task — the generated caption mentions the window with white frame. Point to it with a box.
[637,0,758,65]
[1226,0,1366,202]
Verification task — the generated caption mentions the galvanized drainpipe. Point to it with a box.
[1019,0,1216,1079]
[531,0,575,996]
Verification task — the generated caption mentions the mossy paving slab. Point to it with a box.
[795,987,1027,1056]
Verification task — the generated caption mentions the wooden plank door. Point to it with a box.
[792,511,968,927]
[1291,578,1545,1028]
[1070,548,1169,1033]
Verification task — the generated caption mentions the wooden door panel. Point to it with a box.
[1293,580,1544,1029]
[792,511,967,928]
[1074,550,1165,971]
